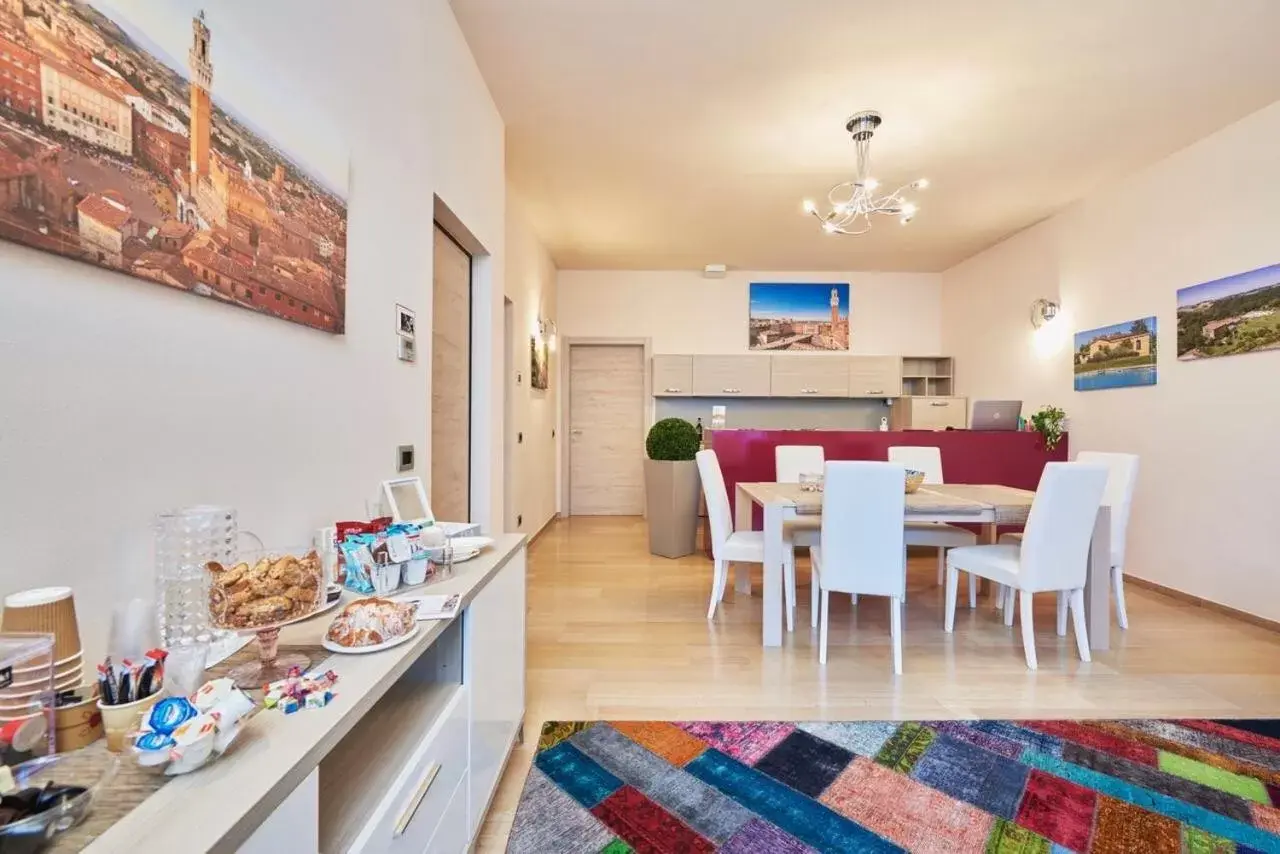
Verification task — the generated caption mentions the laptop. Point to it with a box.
[970,400,1022,431]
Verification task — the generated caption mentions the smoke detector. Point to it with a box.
[703,264,728,278]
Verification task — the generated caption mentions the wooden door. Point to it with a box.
[569,345,645,515]
[432,226,470,522]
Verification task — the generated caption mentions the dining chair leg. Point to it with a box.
[943,564,959,632]
[783,550,796,633]
[1112,566,1129,629]
[992,583,1006,610]
[936,548,944,586]
[819,589,830,664]
[707,559,727,620]
[1056,591,1068,637]
[967,571,977,609]
[1019,590,1037,670]
[810,566,820,628]
[890,596,903,675]
[1069,588,1091,663]
[1003,586,1016,627]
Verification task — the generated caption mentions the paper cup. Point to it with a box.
[2,588,82,662]
[54,692,103,751]
[98,693,160,753]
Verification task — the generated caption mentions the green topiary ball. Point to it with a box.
[646,418,701,461]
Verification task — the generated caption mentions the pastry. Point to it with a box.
[207,550,324,628]
[326,598,417,647]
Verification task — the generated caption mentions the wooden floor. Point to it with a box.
[475,516,1280,852]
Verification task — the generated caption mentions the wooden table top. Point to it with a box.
[737,482,1035,525]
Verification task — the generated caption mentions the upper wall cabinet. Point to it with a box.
[691,355,772,397]
[901,356,954,397]
[847,356,903,398]
[769,356,850,397]
[652,355,693,396]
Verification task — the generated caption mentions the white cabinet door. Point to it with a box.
[464,547,526,843]
[690,355,771,397]
[652,355,693,396]
[768,356,850,397]
[848,356,903,397]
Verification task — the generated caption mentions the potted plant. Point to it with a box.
[1029,405,1067,451]
[644,418,702,558]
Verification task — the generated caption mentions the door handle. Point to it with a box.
[570,429,584,435]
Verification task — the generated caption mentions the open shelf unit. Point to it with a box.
[901,356,954,397]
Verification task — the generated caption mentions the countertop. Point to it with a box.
[69,533,527,854]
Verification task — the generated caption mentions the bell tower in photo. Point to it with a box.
[188,10,213,179]
[830,286,840,327]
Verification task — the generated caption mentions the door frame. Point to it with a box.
[558,337,652,517]
[431,222,474,522]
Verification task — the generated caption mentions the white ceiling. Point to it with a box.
[451,0,1280,272]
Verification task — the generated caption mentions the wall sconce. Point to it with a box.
[1030,299,1060,329]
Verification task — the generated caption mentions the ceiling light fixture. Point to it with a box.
[802,111,927,236]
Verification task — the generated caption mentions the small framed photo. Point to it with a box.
[398,336,416,363]
[396,304,416,340]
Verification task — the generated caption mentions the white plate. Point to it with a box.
[446,536,493,552]
[321,621,420,655]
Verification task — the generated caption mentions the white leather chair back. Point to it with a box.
[775,445,825,483]
[696,449,732,555]
[819,461,906,597]
[1018,462,1109,592]
[887,445,944,484]
[1074,451,1138,569]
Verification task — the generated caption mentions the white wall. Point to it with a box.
[504,194,559,535]
[942,99,1280,622]
[0,0,506,658]
[558,270,943,355]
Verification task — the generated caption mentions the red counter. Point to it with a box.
[707,429,1067,531]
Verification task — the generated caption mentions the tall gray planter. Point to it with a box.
[645,458,700,558]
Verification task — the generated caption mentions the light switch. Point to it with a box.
[397,445,414,472]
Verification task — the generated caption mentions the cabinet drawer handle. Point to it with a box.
[393,762,442,837]
[664,387,682,393]
[930,401,949,407]
[866,389,884,395]
[803,388,818,394]
[722,388,740,394]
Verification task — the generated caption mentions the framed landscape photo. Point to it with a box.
[0,4,349,333]
[1074,317,1158,391]
[748,283,850,351]
[1176,262,1280,360]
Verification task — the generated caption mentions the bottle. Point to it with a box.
[695,417,704,446]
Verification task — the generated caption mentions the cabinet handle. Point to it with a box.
[866,389,884,395]
[722,388,740,394]
[803,388,818,394]
[663,387,682,393]
[930,401,949,407]
[393,762,442,837]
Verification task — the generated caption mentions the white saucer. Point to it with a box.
[321,622,419,655]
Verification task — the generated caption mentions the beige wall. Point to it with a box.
[942,98,1280,622]
[558,270,943,356]
[505,194,559,533]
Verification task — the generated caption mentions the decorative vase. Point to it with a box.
[644,459,701,559]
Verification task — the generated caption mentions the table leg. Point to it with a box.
[762,501,784,647]
[1083,505,1111,651]
[980,523,998,598]
[733,485,754,596]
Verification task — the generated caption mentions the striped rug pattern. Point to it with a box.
[506,719,1280,853]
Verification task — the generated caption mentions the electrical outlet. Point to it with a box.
[396,445,414,472]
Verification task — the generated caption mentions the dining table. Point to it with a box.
[732,481,1112,651]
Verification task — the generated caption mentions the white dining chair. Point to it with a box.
[887,446,978,606]
[998,451,1138,629]
[811,461,907,673]
[696,449,795,627]
[775,445,823,628]
[945,462,1108,670]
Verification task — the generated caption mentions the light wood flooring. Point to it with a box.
[475,516,1280,852]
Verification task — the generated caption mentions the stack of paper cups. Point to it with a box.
[1,588,83,685]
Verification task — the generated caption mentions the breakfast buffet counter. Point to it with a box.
[66,533,528,854]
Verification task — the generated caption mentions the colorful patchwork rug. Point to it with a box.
[506,719,1280,853]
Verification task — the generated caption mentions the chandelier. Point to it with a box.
[802,111,927,235]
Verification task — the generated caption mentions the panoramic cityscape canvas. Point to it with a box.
[1176,262,1280,361]
[748,282,850,351]
[1073,317,1158,391]
[0,1,348,332]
